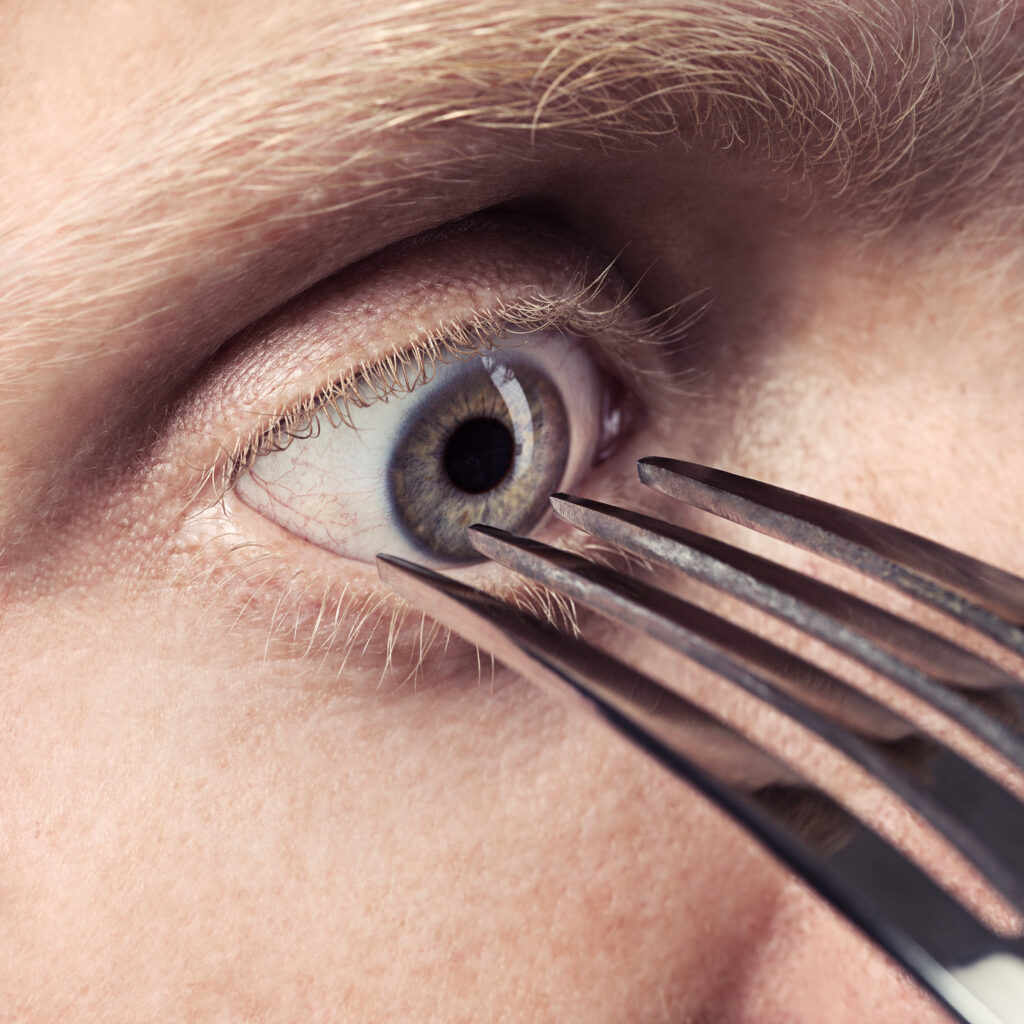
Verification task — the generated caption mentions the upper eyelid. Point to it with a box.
[227,268,661,481]
[164,212,701,513]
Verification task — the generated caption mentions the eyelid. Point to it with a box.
[179,211,691,504]
[161,212,698,679]
[228,269,648,489]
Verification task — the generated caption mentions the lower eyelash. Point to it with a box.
[177,508,646,692]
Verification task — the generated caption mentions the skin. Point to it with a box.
[3,1,1024,1021]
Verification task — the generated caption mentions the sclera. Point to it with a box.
[235,330,606,566]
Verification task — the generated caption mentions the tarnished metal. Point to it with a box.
[549,494,1024,773]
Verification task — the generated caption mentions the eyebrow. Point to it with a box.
[93,0,1024,214]
[3,0,1021,412]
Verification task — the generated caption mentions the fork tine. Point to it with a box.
[377,552,1024,1024]
[549,494,1024,774]
[552,494,1014,692]
[638,457,1024,656]
[468,525,1024,913]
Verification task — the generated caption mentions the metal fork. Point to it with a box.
[377,458,1024,1024]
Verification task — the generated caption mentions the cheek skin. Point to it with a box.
[0,576,953,1024]
[0,580,782,1022]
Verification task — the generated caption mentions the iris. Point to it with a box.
[388,355,568,562]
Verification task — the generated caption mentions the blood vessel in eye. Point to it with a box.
[443,417,515,494]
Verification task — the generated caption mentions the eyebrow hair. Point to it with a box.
[123,0,1024,221]
[3,0,1023,389]
[113,0,1024,207]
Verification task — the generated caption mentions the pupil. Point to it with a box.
[443,417,515,494]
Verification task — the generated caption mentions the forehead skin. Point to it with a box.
[2,2,1024,1023]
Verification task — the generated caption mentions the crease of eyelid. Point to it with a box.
[176,259,709,523]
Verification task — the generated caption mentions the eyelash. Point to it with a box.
[219,264,700,499]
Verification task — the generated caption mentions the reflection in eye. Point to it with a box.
[235,330,624,566]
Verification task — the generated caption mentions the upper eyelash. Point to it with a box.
[220,262,706,495]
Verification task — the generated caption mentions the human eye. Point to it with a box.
[203,214,681,587]
[234,327,623,566]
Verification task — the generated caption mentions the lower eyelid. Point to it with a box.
[171,425,649,690]
[209,455,652,682]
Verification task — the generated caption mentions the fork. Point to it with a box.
[377,458,1024,1024]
